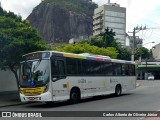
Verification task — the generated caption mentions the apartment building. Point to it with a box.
[93,3,126,46]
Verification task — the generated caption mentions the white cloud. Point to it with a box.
[1,0,41,19]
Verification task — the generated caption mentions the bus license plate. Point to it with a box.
[27,97,40,101]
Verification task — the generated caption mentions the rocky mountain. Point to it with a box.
[27,0,97,44]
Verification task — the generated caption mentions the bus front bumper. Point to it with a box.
[20,92,52,102]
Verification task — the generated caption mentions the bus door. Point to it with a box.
[51,56,68,100]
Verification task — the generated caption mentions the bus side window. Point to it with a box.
[129,64,135,76]
[125,65,129,76]
[121,64,126,76]
[51,60,65,78]
[113,63,122,76]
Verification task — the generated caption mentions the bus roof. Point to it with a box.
[111,59,135,64]
[22,51,135,64]
[52,51,111,62]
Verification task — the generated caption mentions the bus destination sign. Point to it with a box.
[23,52,50,60]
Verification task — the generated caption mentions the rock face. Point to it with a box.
[27,0,97,44]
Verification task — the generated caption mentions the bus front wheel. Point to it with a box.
[115,85,121,96]
[70,88,80,104]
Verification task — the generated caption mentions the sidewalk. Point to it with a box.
[0,91,24,107]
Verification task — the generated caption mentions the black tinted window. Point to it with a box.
[51,60,65,76]
[113,63,122,76]
[66,58,78,75]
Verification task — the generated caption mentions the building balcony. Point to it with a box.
[93,13,103,19]
[93,19,103,25]
[93,24,103,31]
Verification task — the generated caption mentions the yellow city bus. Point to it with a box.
[19,51,136,103]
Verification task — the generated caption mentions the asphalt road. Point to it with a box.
[1,80,160,120]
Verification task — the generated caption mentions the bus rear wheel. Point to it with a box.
[115,85,121,96]
[70,88,80,104]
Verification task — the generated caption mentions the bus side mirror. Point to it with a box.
[52,77,58,82]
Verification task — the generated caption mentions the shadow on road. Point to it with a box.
[26,93,133,109]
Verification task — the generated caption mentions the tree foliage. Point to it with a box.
[79,28,120,48]
[99,28,119,48]
[0,5,22,21]
[0,9,50,88]
[117,47,131,60]
[55,42,118,58]
[135,47,150,60]
[78,28,132,60]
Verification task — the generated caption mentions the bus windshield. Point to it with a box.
[20,59,49,87]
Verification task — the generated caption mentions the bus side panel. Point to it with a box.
[115,76,136,92]
[51,76,136,101]
[51,76,84,101]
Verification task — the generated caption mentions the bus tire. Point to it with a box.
[70,88,80,104]
[115,85,121,96]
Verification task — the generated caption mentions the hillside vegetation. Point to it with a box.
[41,0,97,17]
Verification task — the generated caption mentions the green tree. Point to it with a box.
[135,47,150,60]
[99,27,120,48]
[0,16,50,88]
[52,42,68,50]
[79,28,120,48]
[117,47,131,60]
[78,28,120,48]
[0,5,22,21]
[55,43,118,58]
[78,28,132,60]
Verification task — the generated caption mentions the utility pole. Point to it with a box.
[128,25,147,61]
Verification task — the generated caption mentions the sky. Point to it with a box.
[1,0,160,49]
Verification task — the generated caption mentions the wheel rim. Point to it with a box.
[117,88,120,95]
[116,86,121,96]
[72,92,78,101]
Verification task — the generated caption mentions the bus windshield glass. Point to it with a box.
[20,59,49,87]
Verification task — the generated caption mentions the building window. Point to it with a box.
[105,11,125,18]
[105,23,125,29]
[105,16,125,23]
